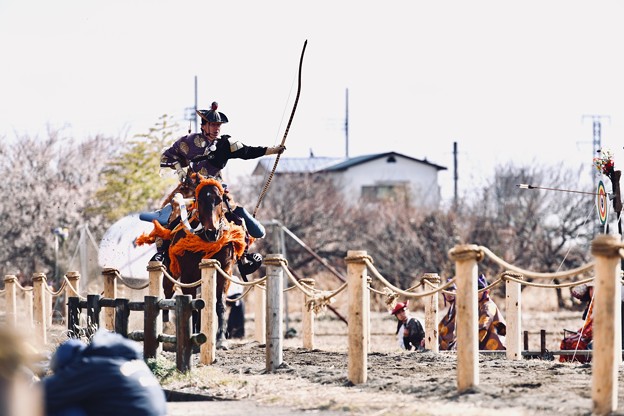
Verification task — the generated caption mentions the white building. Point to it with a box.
[252,151,447,209]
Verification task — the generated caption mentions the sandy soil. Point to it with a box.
[161,304,623,416]
[7,279,622,416]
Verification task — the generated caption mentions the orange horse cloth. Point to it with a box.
[136,220,246,278]
[168,224,246,277]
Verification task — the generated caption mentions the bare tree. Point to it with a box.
[463,163,594,305]
[0,130,116,284]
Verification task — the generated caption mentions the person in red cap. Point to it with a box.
[391,301,425,351]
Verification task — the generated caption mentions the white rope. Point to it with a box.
[479,246,595,280]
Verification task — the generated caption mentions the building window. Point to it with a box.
[361,182,409,203]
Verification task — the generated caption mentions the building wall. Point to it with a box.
[327,155,442,208]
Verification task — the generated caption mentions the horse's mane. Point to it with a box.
[195,177,224,200]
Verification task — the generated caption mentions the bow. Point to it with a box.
[253,40,307,217]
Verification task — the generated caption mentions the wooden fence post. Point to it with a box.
[265,254,285,372]
[65,272,80,321]
[32,273,47,346]
[25,291,33,328]
[448,244,481,393]
[199,259,219,365]
[86,294,101,330]
[46,287,53,327]
[591,234,621,415]
[4,275,17,327]
[147,261,164,298]
[254,280,266,344]
[365,276,372,352]
[114,298,130,337]
[144,295,161,358]
[505,272,522,360]
[101,269,117,331]
[423,273,440,353]
[300,278,315,350]
[345,250,368,385]
[175,295,193,372]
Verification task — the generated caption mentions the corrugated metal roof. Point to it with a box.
[253,152,447,175]
[320,152,447,172]
[254,157,344,174]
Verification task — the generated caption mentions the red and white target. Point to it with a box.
[597,181,608,225]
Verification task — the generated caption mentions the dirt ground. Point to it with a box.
[7,279,624,416]
[160,295,624,416]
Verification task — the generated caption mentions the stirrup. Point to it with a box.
[139,204,173,226]
[237,252,263,281]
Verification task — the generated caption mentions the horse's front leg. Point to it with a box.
[215,280,229,350]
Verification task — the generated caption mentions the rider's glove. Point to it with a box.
[265,145,286,156]
[173,162,186,182]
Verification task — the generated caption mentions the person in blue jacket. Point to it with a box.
[43,330,167,416]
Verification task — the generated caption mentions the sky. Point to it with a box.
[1,0,624,203]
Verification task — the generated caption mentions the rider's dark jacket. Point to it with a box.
[160,133,267,179]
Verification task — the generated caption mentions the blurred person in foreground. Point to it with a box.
[390,301,425,351]
[0,326,42,416]
[42,329,166,416]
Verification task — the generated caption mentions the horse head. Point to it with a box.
[194,175,226,241]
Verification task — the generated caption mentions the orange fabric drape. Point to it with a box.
[135,220,174,246]
[168,223,246,277]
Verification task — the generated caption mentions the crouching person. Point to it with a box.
[391,301,425,351]
[43,330,167,416]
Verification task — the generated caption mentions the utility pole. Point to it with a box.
[184,75,199,133]
[453,141,458,210]
[583,115,612,235]
[345,88,349,158]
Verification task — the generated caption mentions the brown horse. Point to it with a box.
[164,175,246,348]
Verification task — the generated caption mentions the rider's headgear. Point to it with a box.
[197,102,229,125]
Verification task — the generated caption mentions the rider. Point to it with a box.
[153,101,285,276]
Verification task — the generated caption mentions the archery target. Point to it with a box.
[597,181,608,225]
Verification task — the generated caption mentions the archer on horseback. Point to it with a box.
[149,101,285,278]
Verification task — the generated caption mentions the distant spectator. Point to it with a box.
[438,279,457,351]
[477,274,506,350]
[391,301,425,351]
[560,282,594,363]
[43,329,167,416]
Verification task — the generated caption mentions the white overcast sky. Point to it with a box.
[1,0,623,201]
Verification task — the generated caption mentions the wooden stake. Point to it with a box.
[254,280,266,344]
[300,278,315,350]
[423,273,441,352]
[591,234,621,415]
[102,268,117,331]
[449,245,480,392]
[265,254,285,372]
[346,250,368,384]
[505,273,522,360]
[4,275,17,327]
[199,259,219,365]
[32,273,47,346]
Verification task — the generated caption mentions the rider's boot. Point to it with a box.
[232,205,265,238]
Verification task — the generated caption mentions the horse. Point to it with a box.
[139,174,246,349]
